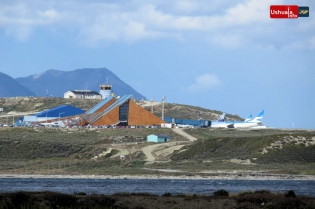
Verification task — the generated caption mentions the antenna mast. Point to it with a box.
[85,82,87,99]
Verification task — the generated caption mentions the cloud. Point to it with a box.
[211,34,244,48]
[184,73,221,93]
[0,0,314,49]
[173,1,199,13]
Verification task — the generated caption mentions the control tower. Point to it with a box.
[99,78,112,99]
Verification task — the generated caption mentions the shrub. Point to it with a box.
[285,190,296,198]
[9,192,31,207]
[74,191,87,196]
[213,189,229,197]
[238,191,253,196]
[43,192,77,208]
[130,192,157,197]
[254,190,270,194]
[78,195,117,208]
[162,191,172,197]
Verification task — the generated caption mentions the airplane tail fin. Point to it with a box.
[244,114,252,122]
[217,113,226,122]
[250,110,264,122]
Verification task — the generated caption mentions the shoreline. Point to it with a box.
[1,173,315,181]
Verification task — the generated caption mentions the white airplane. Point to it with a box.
[176,124,194,128]
[211,110,264,129]
[210,112,229,128]
[217,112,226,122]
[175,112,226,128]
[244,114,252,122]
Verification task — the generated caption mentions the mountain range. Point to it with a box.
[0,72,36,97]
[0,68,146,99]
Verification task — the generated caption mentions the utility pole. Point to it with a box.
[161,96,166,120]
[151,98,154,113]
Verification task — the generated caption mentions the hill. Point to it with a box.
[0,128,314,177]
[0,72,36,97]
[15,68,146,99]
[0,97,243,123]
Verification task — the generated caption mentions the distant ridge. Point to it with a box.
[15,68,146,99]
[0,72,36,97]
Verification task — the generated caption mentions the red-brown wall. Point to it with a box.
[128,100,165,125]
[92,106,119,126]
[91,99,165,126]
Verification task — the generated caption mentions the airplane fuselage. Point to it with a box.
[211,121,260,129]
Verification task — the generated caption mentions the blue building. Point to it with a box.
[23,105,85,123]
[34,105,85,118]
[147,134,170,143]
[164,117,211,127]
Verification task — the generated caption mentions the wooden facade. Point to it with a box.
[92,106,120,126]
[87,98,165,126]
[128,100,165,125]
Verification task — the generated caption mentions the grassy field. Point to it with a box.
[0,127,315,176]
[0,127,185,175]
[164,129,315,175]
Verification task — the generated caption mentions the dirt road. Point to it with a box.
[141,143,164,162]
[171,128,197,141]
[141,128,197,162]
[105,128,197,163]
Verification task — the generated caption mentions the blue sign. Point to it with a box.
[299,6,309,17]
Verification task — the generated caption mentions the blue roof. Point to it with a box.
[34,105,85,118]
[86,96,114,114]
[90,95,133,124]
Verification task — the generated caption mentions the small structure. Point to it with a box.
[100,78,113,99]
[147,134,170,143]
[120,155,125,162]
[64,90,102,99]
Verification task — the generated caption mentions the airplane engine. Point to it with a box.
[227,124,234,128]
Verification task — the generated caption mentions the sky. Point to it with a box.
[0,0,314,129]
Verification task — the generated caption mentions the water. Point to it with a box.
[0,178,314,197]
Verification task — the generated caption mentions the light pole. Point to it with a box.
[59,112,65,124]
